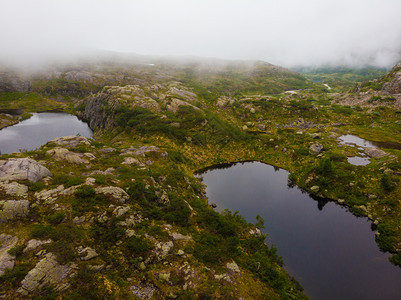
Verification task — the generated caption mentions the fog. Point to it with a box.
[1,0,401,69]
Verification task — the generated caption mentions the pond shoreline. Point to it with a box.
[0,112,93,155]
[197,161,401,300]
[195,159,385,258]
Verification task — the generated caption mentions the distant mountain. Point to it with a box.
[0,54,322,99]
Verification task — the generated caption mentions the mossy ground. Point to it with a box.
[1,62,401,298]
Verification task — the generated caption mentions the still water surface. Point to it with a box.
[0,113,92,154]
[199,161,401,300]
[339,134,401,150]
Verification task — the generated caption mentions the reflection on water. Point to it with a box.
[0,113,92,154]
[347,156,370,166]
[339,134,401,150]
[339,134,377,148]
[199,161,401,300]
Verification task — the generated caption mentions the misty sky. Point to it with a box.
[1,0,401,68]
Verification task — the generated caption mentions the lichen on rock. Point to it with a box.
[0,158,52,182]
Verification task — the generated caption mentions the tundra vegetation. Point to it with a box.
[0,58,400,299]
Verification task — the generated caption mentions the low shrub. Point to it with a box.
[53,174,85,188]
[46,212,66,225]
[125,236,154,257]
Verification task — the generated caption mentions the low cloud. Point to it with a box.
[1,0,401,69]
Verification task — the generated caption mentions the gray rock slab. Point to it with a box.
[0,234,18,276]
[0,158,52,182]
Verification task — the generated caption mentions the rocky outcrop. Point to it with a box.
[18,253,77,295]
[0,72,31,92]
[170,232,192,241]
[77,246,99,261]
[382,62,401,94]
[285,118,315,129]
[81,85,161,131]
[365,147,388,158]
[166,98,200,114]
[23,239,52,253]
[309,143,323,155]
[216,96,235,108]
[50,136,90,148]
[34,185,78,204]
[79,82,202,131]
[46,148,94,164]
[95,186,129,203]
[0,158,52,182]
[0,200,30,222]
[130,281,157,299]
[168,86,197,102]
[226,260,241,274]
[148,241,174,262]
[0,181,28,197]
[0,234,18,276]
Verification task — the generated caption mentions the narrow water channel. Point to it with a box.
[0,113,93,154]
[198,161,401,300]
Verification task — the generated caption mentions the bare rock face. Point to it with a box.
[0,234,19,276]
[0,181,28,197]
[168,86,197,102]
[121,146,167,159]
[170,232,192,241]
[382,63,401,94]
[17,253,77,295]
[0,158,52,182]
[0,200,30,222]
[0,72,31,92]
[309,143,323,155]
[34,185,79,205]
[365,147,388,158]
[226,260,241,274]
[81,85,161,131]
[46,148,93,164]
[77,246,99,261]
[23,239,52,253]
[216,96,235,108]
[130,281,157,299]
[151,241,174,262]
[50,136,90,148]
[166,98,200,114]
[95,186,129,203]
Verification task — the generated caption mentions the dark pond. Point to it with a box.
[198,161,401,300]
[0,113,92,154]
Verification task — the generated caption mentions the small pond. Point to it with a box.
[339,134,401,150]
[0,113,93,154]
[198,161,401,300]
[347,156,370,166]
